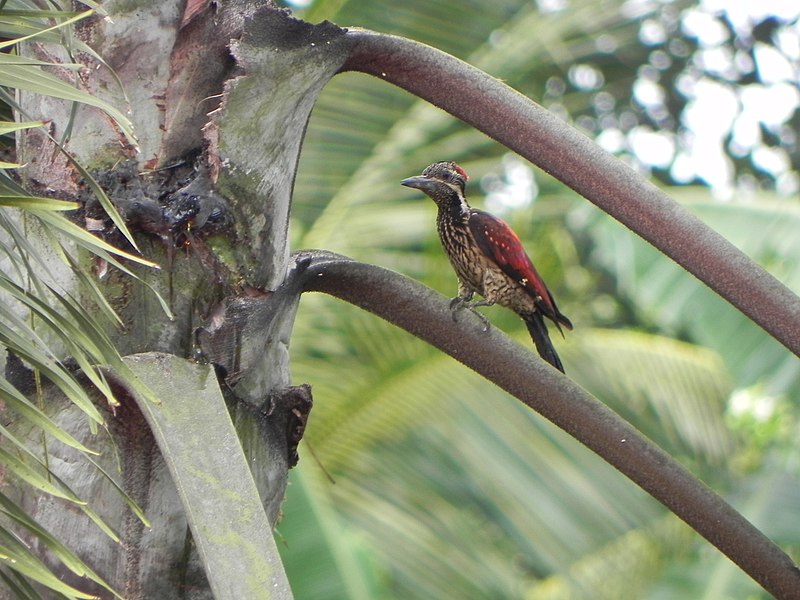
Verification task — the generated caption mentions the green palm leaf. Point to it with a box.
[582,190,800,398]
[0,4,157,596]
[278,0,783,597]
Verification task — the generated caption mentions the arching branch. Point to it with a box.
[339,29,800,358]
[291,249,800,600]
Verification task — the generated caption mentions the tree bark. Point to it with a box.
[4,2,346,597]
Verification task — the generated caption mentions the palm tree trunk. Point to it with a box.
[5,2,346,596]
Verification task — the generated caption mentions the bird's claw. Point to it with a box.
[448,296,466,320]
[449,297,491,332]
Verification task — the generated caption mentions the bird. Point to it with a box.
[401,161,572,372]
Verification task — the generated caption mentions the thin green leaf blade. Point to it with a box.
[0,492,120,597]
[0,529,97,599]
[0,119,48,134]
[0,447,77,501]
[0,64,135,145]
[30,208,158,268]
[0,196,78,210]
[0,377,95,454]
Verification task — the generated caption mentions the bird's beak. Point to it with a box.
[400,175,435,192]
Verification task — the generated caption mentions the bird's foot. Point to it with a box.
[449,296,491,332]
[448,296,466,317]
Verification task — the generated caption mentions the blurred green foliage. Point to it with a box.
[276,0,800,598]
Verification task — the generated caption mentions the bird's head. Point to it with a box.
[401,161,469,208]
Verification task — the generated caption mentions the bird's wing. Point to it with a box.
[468,209,572,330]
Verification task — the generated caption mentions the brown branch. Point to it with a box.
[292,249,800,600]
[340,29,800,359]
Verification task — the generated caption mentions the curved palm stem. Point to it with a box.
[339,30,800,359]
[292,249,800,600]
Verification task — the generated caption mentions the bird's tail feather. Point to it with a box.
[523,312,565,373]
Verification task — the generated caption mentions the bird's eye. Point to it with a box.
[447,171,465,187]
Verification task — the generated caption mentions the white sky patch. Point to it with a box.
[776,26,800,60]
[683,78,739,137]
[731,112,761,153]
[597,128,627,153]
[682,8,729,46]
[629,2,800,194]
[633,78,665,106]
[568,64,605,91]
[628,126,675,168]
[671,151,696,184]
[746,0,800,23]
[697,46,736,78]
[740,83,799,128]
[692,141,735,196]
[640,19,668,45]
[754,42,797,83]
[729,387,778,422]
[536,0,568,14]
[482,155,538,212]
[752,145,790,175]
[664,78,738,194]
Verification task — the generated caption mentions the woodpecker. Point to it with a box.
[401,161,572,372]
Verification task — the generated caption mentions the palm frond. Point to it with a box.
[526,516,693,600]
[288,306,734,597]
[280,1,781,597]
[565,328,734,467]
[0,3,159,596]
[582,190,800,398]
